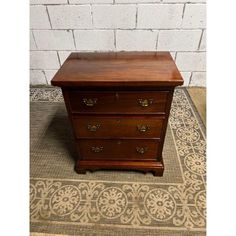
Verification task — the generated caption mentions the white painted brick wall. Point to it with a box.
[180,71,191,86]
[30,1,206,86]
[58,51,72,65]
[30,70,47,85]
[33,30,75,50]
[116,30,158,51]
[93,5,136,29]
[137,4,184,29]
[30,0,67,4]
[157,30,201,51]
[74,30,115,50]
[190,72,206,86]
[182,4,206,29]
[176,52,206,71]
[199,30,206,51]
[70,0,113,3]
[44,70,58,84]
[30,31,37,50]
[30,6,51,29]
[47,5,92,29]
[30,51,60,69]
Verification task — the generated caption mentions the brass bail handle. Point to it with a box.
[136,147,148,154]
[87,124,101,132]
[83,98,98,107]
[137,125,150,133]
[91,147,103,153]
[137,99,153,107]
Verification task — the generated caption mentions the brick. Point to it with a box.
[170,52,176,60]
[30,70,47,85]
[116,0,160,3]
[44,70,58,84]
[48,5,92,29]
[58,51,72,65]
[199,30,206,51]
[69,0,112,3]
[74,30,115,51]
[180,72,191,86]
[182,4,206,29]
[176,52,206,71]
[33,30,75,50]
[157,30,201,51]
[93,5,136,29]
[116,30,158,51]
[30,31,37,50]
[163,0,205,2]
[30,0,67,4]
[30,51,60,69]
[30,6,51,29]
[190,72,206,87]
[137,4,184,29]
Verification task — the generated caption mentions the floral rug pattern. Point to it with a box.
[30,88,206,233]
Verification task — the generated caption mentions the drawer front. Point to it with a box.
[68,91,169,114]
[77,139,159,160]
[72,115,164,138]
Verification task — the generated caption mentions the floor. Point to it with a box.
[187,87,206,126]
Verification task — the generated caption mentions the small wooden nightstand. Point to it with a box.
[51,52,183,176]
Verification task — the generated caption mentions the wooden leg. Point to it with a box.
[76,169,86,174]
[153,169,164,177]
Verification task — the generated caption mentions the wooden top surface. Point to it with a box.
[51,52,183,87]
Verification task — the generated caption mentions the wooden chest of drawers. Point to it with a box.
[51,52,183,176]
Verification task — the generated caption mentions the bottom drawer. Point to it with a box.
[76,139,159,160]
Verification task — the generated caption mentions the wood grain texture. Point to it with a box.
[51,52,183,87]
[52,52,183,176]
[71,115,164,139]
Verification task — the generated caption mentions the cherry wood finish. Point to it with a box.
[51,52,183,176]
[76,139,160,160]
[68,91,169,114]
[72,115,164,139]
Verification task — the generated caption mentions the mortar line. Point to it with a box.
[56,51,62,67]
[31,30,38,50]
[71,30,77,49]
[155,30,159,51]
[30,28,206,31]
[41,70,48,85]
[135,4,138,28]
[114,30,117,51]
[188,72,193,86]
[31,3,207,6]
[198,29,204,50]
[45,6,52,29]
[180,3,186,28]
[90,4,94,27]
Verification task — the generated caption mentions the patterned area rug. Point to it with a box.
[30,88,206,236]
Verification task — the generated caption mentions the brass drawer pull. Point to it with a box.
[83,98,97,107]
[137,99,153,107]
[137,125,150,132]
[91,146,103,153]
[136,147,148,154]
[87,124,100,132]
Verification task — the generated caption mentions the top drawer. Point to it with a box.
[67,91,169,114]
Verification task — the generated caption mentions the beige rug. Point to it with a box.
[30,88,206,236]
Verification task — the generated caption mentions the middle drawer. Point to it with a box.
[72,115,165,139]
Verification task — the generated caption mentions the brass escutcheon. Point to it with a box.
[136,147,148,154]
[91,146,103,153]
[83,98,97,107]
[87,124,100,132]
[137,125,150,132]
[137,99,153,107]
